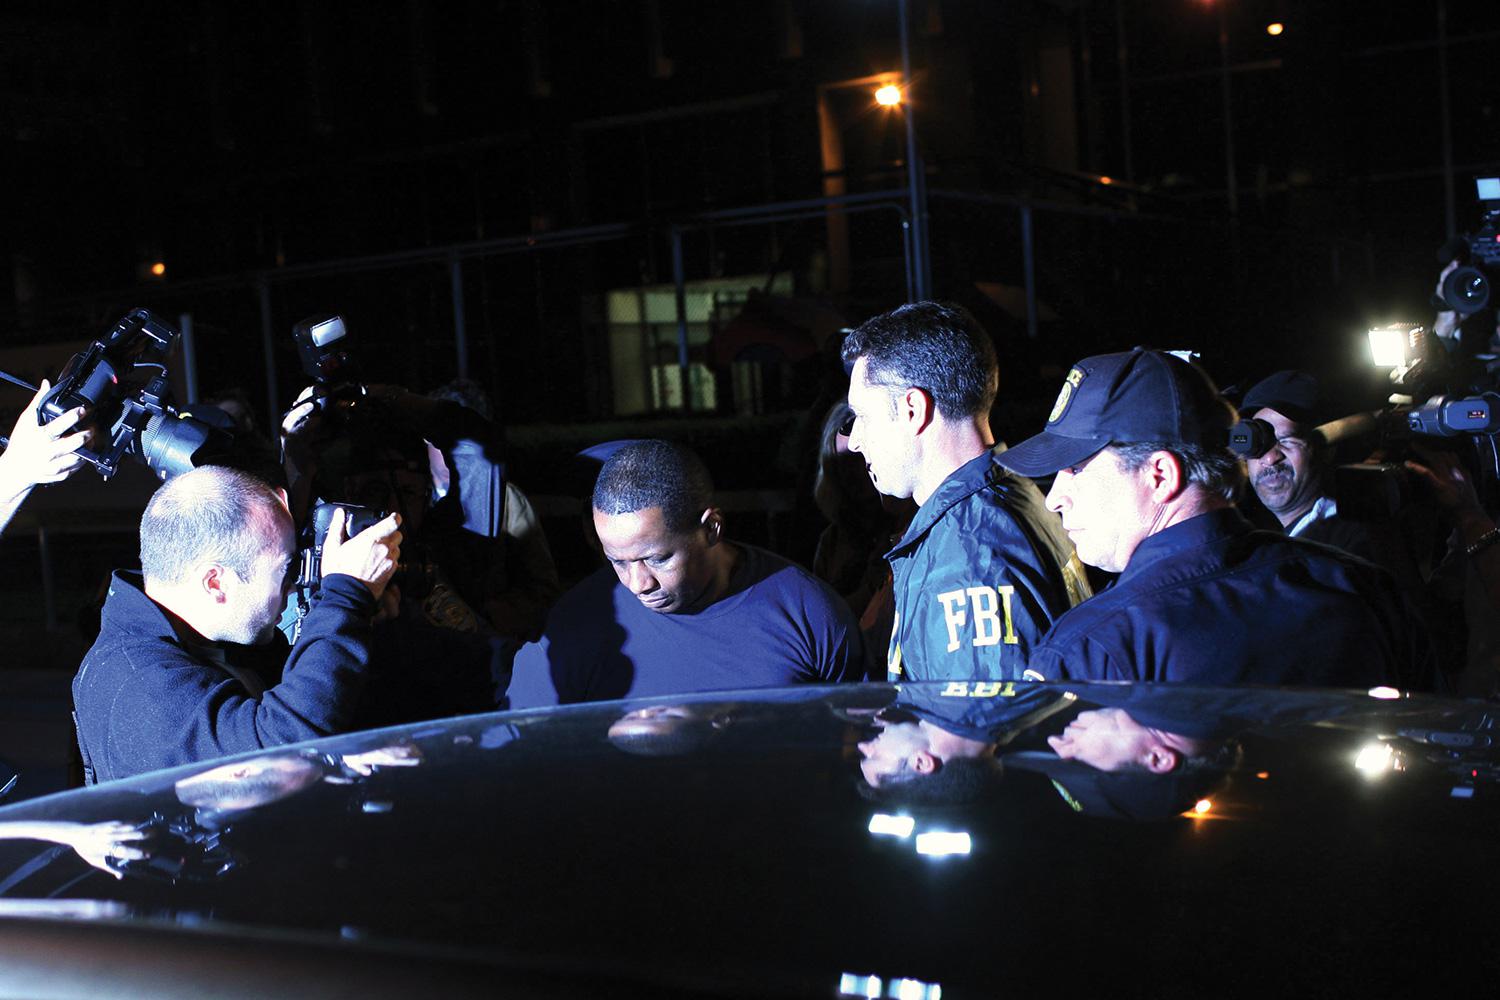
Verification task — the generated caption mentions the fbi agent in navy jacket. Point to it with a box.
[999,348,1430,689]
[841,303,1089,683]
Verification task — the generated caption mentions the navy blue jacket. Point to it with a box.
[1027,508,1429,688]
[887,449,1090,682]
[73,571,377,784]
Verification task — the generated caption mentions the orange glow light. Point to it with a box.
[1256,771,1270,780]
[149,262,166,277]
[1266,22,1285,36]
[1099,175,1114,186]
[874,83,903,107]
[1193,798,1213,815]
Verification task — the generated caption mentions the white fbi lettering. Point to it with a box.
[937,585,1020,651]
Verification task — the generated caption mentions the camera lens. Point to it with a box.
[139,412,217,479]
[1441,266,1491,316]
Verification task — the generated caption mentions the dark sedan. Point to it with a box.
[0,681,1494,998]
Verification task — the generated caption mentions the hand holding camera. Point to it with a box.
[0,380,93,500]
[321,506,404,601]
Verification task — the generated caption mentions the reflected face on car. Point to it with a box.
[1047,708,1208,774]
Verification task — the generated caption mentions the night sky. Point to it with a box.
[4,1,1500,425]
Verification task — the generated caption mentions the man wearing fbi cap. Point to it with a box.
[999,348,1428,688]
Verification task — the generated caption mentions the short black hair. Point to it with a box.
[1111,441,1247,503]
[841,301,999,420]
[592,440,714,533]
[855,756,1004,806]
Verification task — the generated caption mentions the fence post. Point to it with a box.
[1021,205,1038,340]
[671,226,691,410]
[256,278,278,421]
[449,252,469,380]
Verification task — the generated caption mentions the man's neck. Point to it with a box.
[688,541,743,612]
[142,580,214,647]
[912,419,994,507]
[1144,492,1234,541]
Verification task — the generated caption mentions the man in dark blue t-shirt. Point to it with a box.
[504,441,862,708]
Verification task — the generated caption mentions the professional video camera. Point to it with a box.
[1434,176,1500,317]
[1326,322,1500,519]
[1,309,229,480]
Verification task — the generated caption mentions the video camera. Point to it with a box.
[1435,177,1500,317]
[1326,322,1500,519]
[26,309,228,480]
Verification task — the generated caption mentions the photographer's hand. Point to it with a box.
[321,507,404,601]
[280,385,326,526]
[0,380,92,535]
[1406,443,1485,520]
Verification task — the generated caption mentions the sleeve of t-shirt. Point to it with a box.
[503,637,566,710]
[794,568,864,684]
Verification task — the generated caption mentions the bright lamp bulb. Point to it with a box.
[1368,327,1409,367]
[874,84,903,107]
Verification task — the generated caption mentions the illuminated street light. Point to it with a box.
[1266,22,1285,36]
[874,83,903,107]
[149,261,166,277]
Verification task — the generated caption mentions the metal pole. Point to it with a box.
[178,312,199,403]
[1020,205,1038,340]
[38,525,55,632]
[670,227,692,410]
[256,279,279,421]
[448,252,470,380]
[897,0,930,299]
[1116,0,1134,184]
[1438,0,1456,238]
[1217,3,1238,221]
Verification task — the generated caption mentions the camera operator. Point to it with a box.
[71,465,402,784]
[0,380,92,535]
[1405,443,1500,696]
[281,384,511,726]
[1241,371,1423,589]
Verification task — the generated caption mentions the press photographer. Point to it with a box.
[278,316,519,725]
[71,465,402,784]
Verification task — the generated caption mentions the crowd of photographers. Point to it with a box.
[4,265,1500,790]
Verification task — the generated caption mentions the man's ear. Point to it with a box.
[199,563,231,605]
[700,508,725,546]
[1142,745,1181,774]
[899,387,936,436]
[1143,450,1188,502]
[911,749,940,775]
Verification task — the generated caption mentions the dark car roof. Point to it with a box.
[0,681,1496,998]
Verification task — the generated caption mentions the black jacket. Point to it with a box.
[73,571,376,784]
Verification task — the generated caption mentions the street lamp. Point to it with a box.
[874,83,903,107]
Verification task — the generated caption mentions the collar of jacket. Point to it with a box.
[886,447,1011,558]
[99,570,188,643]
[1118,506,1253,582]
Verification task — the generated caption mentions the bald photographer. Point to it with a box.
[72,466,402,783]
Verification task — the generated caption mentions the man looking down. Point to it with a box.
[73,465,402,783]
[505,440,861,707]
